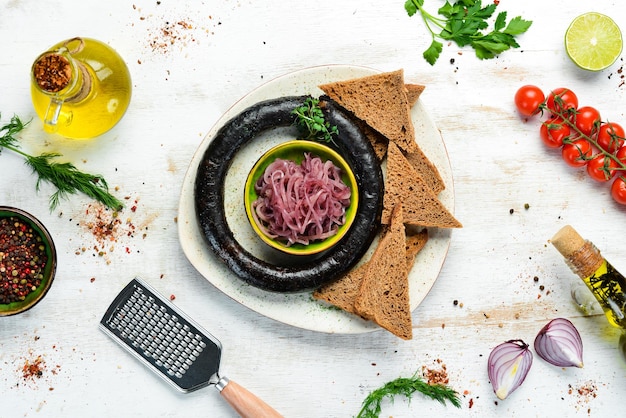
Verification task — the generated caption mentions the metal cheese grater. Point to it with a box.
[99,277,223,392]
[100,278,283,417]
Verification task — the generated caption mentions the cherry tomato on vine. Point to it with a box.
[574,106,601,136]
[586,154,618,182]
[540,117,570,148]
[515,85,545,116]
[596,122,625,153]
[616,146,626,164]
[611,177,626,205]
[562,139,592,167]
[546,88,578,116]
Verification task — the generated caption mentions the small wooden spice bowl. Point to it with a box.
[0,206,57,316]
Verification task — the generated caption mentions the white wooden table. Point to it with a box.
[2,1,626,416]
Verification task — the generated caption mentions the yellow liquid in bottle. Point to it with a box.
[31,38,132,139]
[583,260,626,328]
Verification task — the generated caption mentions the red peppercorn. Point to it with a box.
[0,217,48,304]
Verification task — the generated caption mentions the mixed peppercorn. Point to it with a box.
[0,217,48,304]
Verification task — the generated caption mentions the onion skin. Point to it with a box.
[488,339,533,400]
[534,318,584,368]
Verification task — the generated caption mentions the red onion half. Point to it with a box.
[488,339,533,400]
[534,318,583,368]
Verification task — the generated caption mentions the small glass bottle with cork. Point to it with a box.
[30,37,132,139]
[551,225,626,358]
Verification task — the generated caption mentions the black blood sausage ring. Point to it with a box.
[194,95,383,292]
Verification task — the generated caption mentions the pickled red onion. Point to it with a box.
[252,153,351,246]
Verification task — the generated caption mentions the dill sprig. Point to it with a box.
[356,375,461,418]
[0,114,123,211]
[292,97,339,144]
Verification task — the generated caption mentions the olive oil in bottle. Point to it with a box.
[31,37,132,139]
[551,225,626,329]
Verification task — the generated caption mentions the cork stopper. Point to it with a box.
[551,225,585,258]
[551,225,603,278]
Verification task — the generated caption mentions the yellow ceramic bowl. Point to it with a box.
[0,207,57,316]
[244,140,358,256]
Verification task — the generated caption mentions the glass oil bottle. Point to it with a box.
[30,37,132,139]
[551,225,626,329]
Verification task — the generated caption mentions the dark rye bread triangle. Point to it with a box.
[357,120,388,162]
[312,262,367,315]
[404,146,446,195]
[354,203,413,340]
[405,83,426,107]
[405,228,428,266]
[341,79,442,192]
[313,227,429,318]
[319,69,418,154]
[405,83,445,194]
[382,142,462,228]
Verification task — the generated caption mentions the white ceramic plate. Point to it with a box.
[178,65,454,334]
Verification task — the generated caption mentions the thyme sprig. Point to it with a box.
[0,114,123,211]
[543,95,626,182]
[292,97,339,144]
[356,374,461,418]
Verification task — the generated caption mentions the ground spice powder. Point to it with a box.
[73,199,146,264]
[22,355,45,381]
[423,359,449,385]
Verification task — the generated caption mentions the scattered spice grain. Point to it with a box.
[22,355,45,381]
[132,3,222,58]
[423,359,449,386]
[568,380,599,413]
[74,199,149,263]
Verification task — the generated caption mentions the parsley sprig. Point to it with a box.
[404,0,533,65]
[0,114,123,211]
[356,374,461,418]
[292,97,339,144]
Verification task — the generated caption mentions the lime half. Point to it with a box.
[565,12,623,71]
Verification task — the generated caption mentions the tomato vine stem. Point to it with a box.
[540,96,626,182]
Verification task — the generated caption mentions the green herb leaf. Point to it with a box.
[437,1,456,18]
[494,11,507,32]
[0,114,123,211]
[292,97,339,144]
[424,40,444,65]
[472,38,515,59]
[0,114,26,150]
[404,0,419,16]
[504,16,534,36]
[356,374,461,418]
[405,0,532,65]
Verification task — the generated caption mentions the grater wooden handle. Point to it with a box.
[219,378,284,418]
